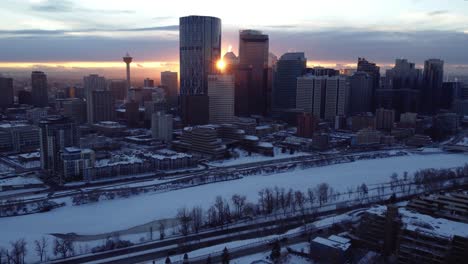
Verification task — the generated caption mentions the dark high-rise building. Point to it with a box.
[109,79,127,101]
[234,65,253,117]
[441,82,461,110]
[238,30,269,115]
[31,71,48,107]
[422,59,444,114]
[161,71,178,108]
[349,72,373,114]
[377,59,422,119]
[179,15,221,125]
[297,112,316,138]
[357,58,380,109]
[272,52,307,111]
[84,74,107,124]
[125,100,139,127]
[63,99,87,124]
[18,90,33,105]
[39,116,78,181]
[89,90,115,124]
[144,78,155,88]
[0,77,14,109]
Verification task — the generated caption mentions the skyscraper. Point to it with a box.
[349,72,373,114]
[273,52,307,111]
[89,90,115,124]
[422,59,444,114]
[109,79,127,101]
[144,78,155,87]
[357,58,380,110]
[31,71,48,107]
[151,112,173,143]
[161,71,178,108]
[0,77,14,109]
[208,74,235,124]
[238,30,269,115]
[39,116,78,181]
[63,99,87,124]
[179,15,221,125]
[377,59,422,119]
[84,74,107,124]
[296,75,349,122]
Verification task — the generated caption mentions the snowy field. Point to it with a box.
[0,176,42,186]
[0,152,466,262]
[208,147,310,167]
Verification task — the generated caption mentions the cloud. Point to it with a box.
[0,28,467,71]
[30,0,134,14]
[0,26,179,37]
[427,10,449,16]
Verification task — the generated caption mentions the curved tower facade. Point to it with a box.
[179,15,221,95]
[179,16,221,125]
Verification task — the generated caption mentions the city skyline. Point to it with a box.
[1,0,468,77]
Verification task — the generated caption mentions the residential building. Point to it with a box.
[376,108,395,130]
[39,116,78,182]
[296,112,316,138]
[62,147,95,181]
[89,90,115,124]
[208,74,235,124]
[296,75,349,123]
[0,122,40,152]
[151,112,173,143]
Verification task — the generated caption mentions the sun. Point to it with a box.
[216,59,226,71]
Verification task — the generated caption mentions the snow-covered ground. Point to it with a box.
[208,147,311,167]
[0,152,466,262]
[0,176,43,186]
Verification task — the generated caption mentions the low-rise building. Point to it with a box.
[353,129,381,146]
[0,122,40,152]
[62,147,95,181]
[173,126,226,159]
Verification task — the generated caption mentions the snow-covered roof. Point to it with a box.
[244,135,259,141]
[257,142,273,148]
[365,205,468,239]
[312,236,351,251]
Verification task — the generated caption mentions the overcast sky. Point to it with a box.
[0,0,468,77]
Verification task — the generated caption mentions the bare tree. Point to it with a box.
[294,191,306,214]
[53,238,74,259]
[214,196,227,225]
[177,207,192,236]
[159,221,166,240]
[191,206,203,233]
[34,237,48,262]
[9,239,27,264]
[231,194,246,218]
[315,183,330,206]
[307,188,315,206]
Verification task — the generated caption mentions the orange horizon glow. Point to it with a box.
[0,60,401,72]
